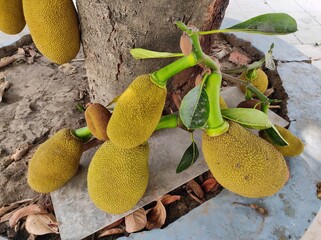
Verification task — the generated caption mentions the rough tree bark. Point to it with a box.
[77,0,229,104]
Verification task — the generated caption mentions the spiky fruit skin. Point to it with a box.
[85,103,111,141]
[107,74,167,149]
[219,95,228,109]
[22,0,80,64]
[0,0,25,34]
[88,141,149,214]
[28,129,83,193]
[239,69,268,94]
[260,125,304,157]
[202,121,288,198]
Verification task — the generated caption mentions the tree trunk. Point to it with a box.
[77,0,229,104]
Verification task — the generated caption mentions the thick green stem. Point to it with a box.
[151,53,198,87]
[155,114,179,131]
[206,72,229,136]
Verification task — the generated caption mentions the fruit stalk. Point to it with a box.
[154,114,179,131]
[205,72,229,136]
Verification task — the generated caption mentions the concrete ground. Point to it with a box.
[226,0,321,70]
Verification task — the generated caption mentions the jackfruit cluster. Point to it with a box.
[0,0,25,35]
[107,74,167,149]
[87,141,149,214]
[202,121,288,198]
[85,103,111,141]
[28,129,83,193]
[22,0,80,64]
[239,69,268,94]
[260,125,304,157]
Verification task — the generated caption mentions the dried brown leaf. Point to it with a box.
[180,33,192,56]
[10,143,30,161]
[0,199,33,217]
[172,92,182,109]
[146,200,166,230]
[229,51,251,65]
[187,179,204,199]
[194,74,203,86]
[98,228,125,238]
[187,192,205,204]
[125,208,147,233]
[0,78,10,102]
[9,204,47,228]
[100,218,124,233]
[160,195,181,205]
[25,213,59,235]
[201,178,219,193]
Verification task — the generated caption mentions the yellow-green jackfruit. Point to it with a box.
[87,141,149,214]
[107,74,167,149]
[239,69,268,94]
[85,103,111,141]
[22,0,80,64]
[202,121,288,198]
[260,125,304,157]
[0,0,25,34]
[28,129,83,193]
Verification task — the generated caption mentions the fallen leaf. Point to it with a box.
[0,199,33,217]
[27,233,36,240]
[98,228,125,238]
[25,213,59,235]
[0,77,10,102]
[180,33,192,56]
[100,218,124,233]
[10,143,30,161]
[160,195,181,205]
[172,92,182,109]
[187,192,205,204]
[9,204,47,228]
[264,87,274,97]
[201,178,219,193]
[125,208,147,233]
[229,51,251,65]
[187,179,204,199]
[0,49,25,69]
[58,63,77,75]
[146,200,166,230]
[194,74,203,86]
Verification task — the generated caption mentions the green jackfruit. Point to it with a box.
[260,125,304,157]
[107,74,167,149]
[28,129,83,193]
[0,0,25,34]
[22,0,80,64]
[239,69,268,94]
[88,141,149,214]
[202,121,288,198]
[85,103,111,141]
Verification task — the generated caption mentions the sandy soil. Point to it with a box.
[0,45,89,207]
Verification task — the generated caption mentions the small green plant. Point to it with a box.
[27,13,304,214]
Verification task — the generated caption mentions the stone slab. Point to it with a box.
[51,86,288,240]
[120,62,321,240]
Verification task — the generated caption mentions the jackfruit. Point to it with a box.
[27,129,83,193]
[22,0,80,64]
[87,141,149,214]
[219,95,228,109]
[260,125,304,157]
[202,121,288,198]
[239,69,268,94]
[85,103,111,141]
[107,74,167,149]
[0,0,25,34]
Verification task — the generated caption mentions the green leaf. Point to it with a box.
[263,125,288,146]
[226,13,297,35]
[179,85,210,129]
[76,104,86,112]
[130,48,184,60]
[221,108,272,129]
[176,141,199,173]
